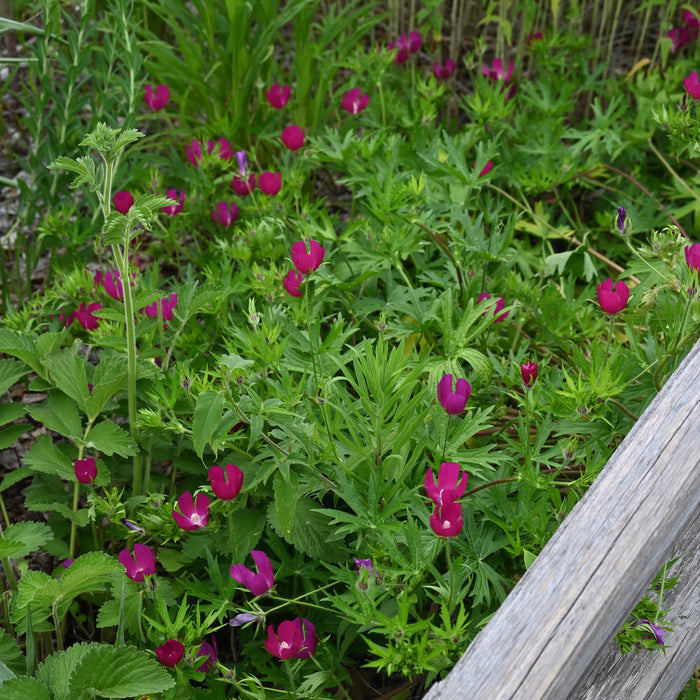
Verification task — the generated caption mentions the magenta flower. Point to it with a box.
[172,491,210,530]
[597,278,630,315]
[342,88,370,115]
[264,618,316,659]
[482,58,514,83]
[231,174,256,196]
[685,242,700,271]
[281,125,305,151]
[185,138,233,166]
[95,270,124,301]
[477,160,493,178]
[119,543,156,582]
[433,59,455,79]
[113,190,134,214]
[230,549,274,596]
[521,361,539,387]
[258,171,281,195]
[74,457,97,485]
[143,84,170,111]
[162,189,185,216]
[424,462,468,506]
[144,292,178,322]
[291,240,325,274]
[283,269,304,297]
[265,83,291,109]
[437,374,471,414]
[196,636,218,673]
[527,32,544,46]
[208,464,243,500]
[62,302,102,330]
[683,72,700,100]
[478,291,509,322]
[430,501,464,537]
[155,640,184,667]
[211,201,239,226]
[389,31,422,62]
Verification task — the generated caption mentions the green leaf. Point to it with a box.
[0,359,29,395]
[35,640,91,700]
[0,522,54,559]
[0,330,42,377]
[523,549,537,570]
[274,471,299,539]
[84,421,137,457]
[230,508,266,562]
[0,466,32,493]
[0,676,51,699]
[0,424,28,450]
[43,347,91,414]
[27,392,82,441]
[0,403,27,427]
[192,390,225,459]
[71,643,175,698]
[456,348,493,387]
[22,434,74,479]
[85,355,127,421]
[0,629,25,677]
[269,497,339,561]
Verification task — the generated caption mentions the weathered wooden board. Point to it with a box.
[423,339,700,700]
[573,508,700,700]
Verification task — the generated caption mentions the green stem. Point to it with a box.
[445,539,455,610]
[68,480,81,560]
[0,516,18,593]
[607,397,639,422]
[463,476,520,498]
[227,501,237,558]
[653,562,668,625]
[283,660,298,699]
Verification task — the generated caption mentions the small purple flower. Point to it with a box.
[520,361,539,387]
[196,636,218,673]
[283,269,304,297]
[113,190,134,214]
[119,543,156,582]
[74,457,97,485]
[230,549,274,596]
[162,189,185,216]
[478,291,509,322]
[258,171,281,196]
[685,242,700,272]
[437,374,471,414]
[229,612,259,627]
[430,500,464,537]
[637,619,664,645]
[617,206,628,235]
[236,151,247,177]
[211,201,239,227]
[155,640,184,667]
[265,83,291,109]
[354,557,373,574]
[291,240,325,274]
[342,88,370,115]
[143,84,170,111]
[424,462,468,507]
[433,59,456,79]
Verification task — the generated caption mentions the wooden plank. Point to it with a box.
[572,509,700,700]
[423,339,700,700]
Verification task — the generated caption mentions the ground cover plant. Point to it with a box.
[0,0,699,698]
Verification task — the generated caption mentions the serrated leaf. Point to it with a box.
[27,392,82,440]
[0,358,29,395]
[248,413,263,450]
[84,421,137,456]
[0,403,27,427]
[42,347,90,414]
[0,629,24,677]
[36,641,91,700]
[229,508,266,562]
[70,644,174,698]
[0,522,53,559]
[22,434,74,479]
[0,330,42,376]
[192,390,225,459]
[85,355,127,420]
[0,676,51,699]
[0,466,33,493]
[269,497,338,561]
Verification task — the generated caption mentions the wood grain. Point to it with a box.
[423,339,700,700]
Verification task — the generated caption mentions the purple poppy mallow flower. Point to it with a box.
[113,190,134,214]
[437,374,471,414]
[617,206,628,235]
[230,549,274,596]
[155,640,184,667]
[229,612,259,627]
[64,302,102,330]
[265,83,291,109]
[281,125,305,151]
[258,171,281,195]
[120,517,145,534]
[424,462,468,507]
[597,278,630,315]
[477,160,494,178]
[119,543,156,582]
[520,361,539,387]
[433,59,456,79]
[143,292,178,322]
[478,291,509,322]
[430,500,464,537]
[231,174,256,196]
[172,491,210,530]
[211,201,239,227]
[354,557,373,574]
[208,464,243,500]
[291,240,325,274]
[96,270,124,301]
[482,58,514,83]
[162,189,185,216]
[342,88,370,115]
[264,618,316,659]
[685,242,700,272]
[283,269,304,297]
[61,558,73,569]
[143,84,170,111]
[74,457,97,485]
[236,150,247,177]
[195,636,218,673]
[637,619,664,645]
[185,138,233,166]
[683,71,700,100]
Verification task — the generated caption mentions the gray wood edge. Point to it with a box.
[572,508,700,700]
[423,338,700,700]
